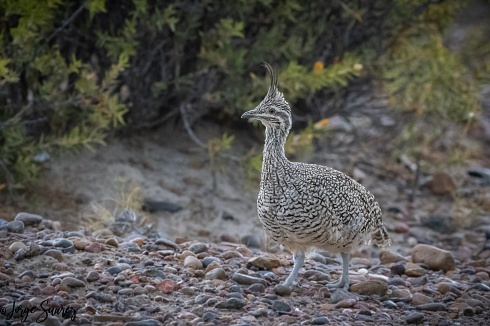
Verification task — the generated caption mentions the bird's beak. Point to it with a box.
[241,109,259,120]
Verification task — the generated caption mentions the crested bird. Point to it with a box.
[241,63,391,290]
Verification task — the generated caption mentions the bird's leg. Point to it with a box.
[327,251,350,290]
[282,251,305,287]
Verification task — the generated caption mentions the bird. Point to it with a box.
[241,63,391,291]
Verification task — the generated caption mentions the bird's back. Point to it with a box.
[257,161,390,253]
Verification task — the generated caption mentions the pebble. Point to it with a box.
[86,271,100,282]
[405,312,425,324]
[271,300,291,312]
[44,249,64,262]
[188,242,208,254]
[241,234,261,248]
[202,256,221,268]
[61,277,86,288]
[404,262,426,277]
[9,241,27,253]
[205,268,227,280]
[390,288,412,302]
[335,298,357,308]
[155,237,180,250]
[248,283,265,293]
[126,319,160,326]
[105,238,118,247]
[350,279,388,296]
[390,263,406,276]
[53,238,74,248]
[6,220,24,233]
[411,293,433,305]
[215,298,247,309]
[232,272,266,286]
[157,279,176,294]
[274,284,292,296]
[14,212,43,226]
[311,316,330,325]
[416,303,448,311]
[412,244,455,272]
[247,256,281,270]
[330,289,359,304]
[84,242,103,253]
[106,266,122,275]
[184,256,203,269]
[202,311,220,322]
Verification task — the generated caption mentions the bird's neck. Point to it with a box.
[263,127,288,164]
[260,127,289,194]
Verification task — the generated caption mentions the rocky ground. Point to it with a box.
[1,212,490,326]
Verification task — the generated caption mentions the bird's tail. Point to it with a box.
[372,226,391,249]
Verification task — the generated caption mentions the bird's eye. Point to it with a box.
[268,108,275,114]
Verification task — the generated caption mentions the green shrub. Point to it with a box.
[1,0,488,190]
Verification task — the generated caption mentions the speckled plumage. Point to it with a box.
[242,63,390,290]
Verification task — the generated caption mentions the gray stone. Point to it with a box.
[311,317,330,325]
[215,298,247,309]
[188,242,208,254]
[241,234,262,248]
[61,277,86,288]
[271,300,291,312]
[155,237,180,250]
[248,283,265,293]
[106,266,122,275]
[52,238,74,248]
[126,319,160,326]
[390,288,412,302]
[335,298,357,308]
[86,271,100,282]
[416,303,448,311]
[274,284,292,296]
[202,311,219,322]
[6,220,24,233]
[205,268,227,280]
[232,272,266,286]
[183,256,203,269]
[411,293,433,305]
[14,212,43,226]
[330,289,359,304]
[9,241,27,253]
[202,257,222,268]
[404,312,425,324]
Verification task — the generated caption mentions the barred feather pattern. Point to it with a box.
[250,63,391,255]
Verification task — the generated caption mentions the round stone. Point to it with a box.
[184,256,203,269]
[44,249,64,262]
[14,212,43,227]
[271,300,291,312]
[53,238,74,248]
[205,268,227,280]
[86,271,100,282]
[188,243,208,254]
[6,221,24,233]
[9,241,27,253]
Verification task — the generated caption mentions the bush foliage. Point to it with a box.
[0,0,488,190]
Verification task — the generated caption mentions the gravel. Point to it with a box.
[0,214,489,325]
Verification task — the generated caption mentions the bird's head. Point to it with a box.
[241,63,292,132]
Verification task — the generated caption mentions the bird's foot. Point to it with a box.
[281,279,297,288]
[327,279,349,291]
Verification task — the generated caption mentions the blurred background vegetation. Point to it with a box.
[0,0,489,192]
